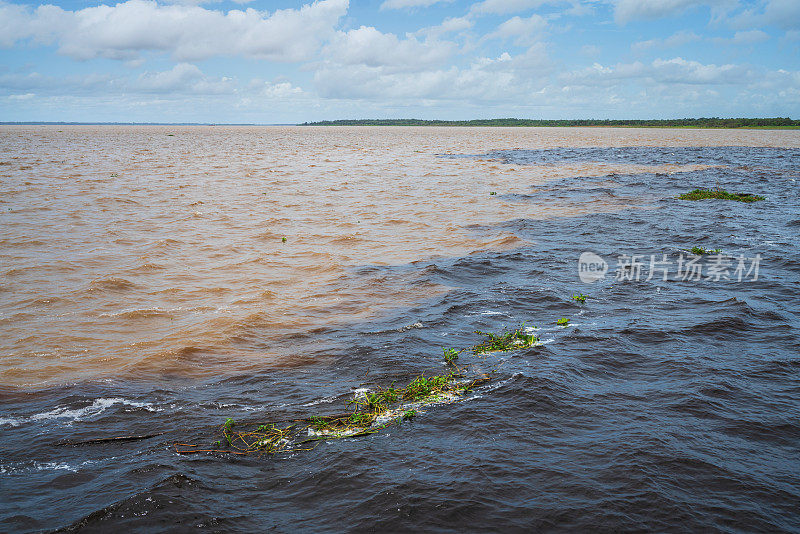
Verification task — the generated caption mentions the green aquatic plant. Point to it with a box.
[282,237,287,243]
[472,325,537,354]
[403,374,452,401]
[442,347,459,364]
[490,191,497,195]
[178,327,527,456]
[572,293,587,303]
[557,317,569,326]
[307,416,331,430]
[689,246,722,255]
[678,189,764,202]
[177,372,491,456]
[223,418,235,445]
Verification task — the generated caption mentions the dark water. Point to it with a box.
[2,145,800,532]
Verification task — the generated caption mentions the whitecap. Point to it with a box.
[0,397,155,427]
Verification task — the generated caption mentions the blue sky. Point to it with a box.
[1,0,799,122]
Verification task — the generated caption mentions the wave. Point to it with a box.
[0,397,156,427]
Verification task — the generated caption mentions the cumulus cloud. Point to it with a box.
[135,63,235,93]
[0,0,348,61]
[485,14,547,45]
[313,44,550,101]
[323,26,455,71]
[0,63,237,95]
[562,57,749,86]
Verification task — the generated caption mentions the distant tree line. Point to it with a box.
[301,117,799,128]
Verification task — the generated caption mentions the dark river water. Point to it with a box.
[2,141,799,532]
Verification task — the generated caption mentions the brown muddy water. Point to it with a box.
[1,125,794,388]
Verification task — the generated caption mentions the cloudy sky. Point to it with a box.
[1,0,799,122]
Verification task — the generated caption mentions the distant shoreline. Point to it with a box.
[301,118,800,129]
[2,118,799,129]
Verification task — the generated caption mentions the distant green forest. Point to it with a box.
[301,117,799,128]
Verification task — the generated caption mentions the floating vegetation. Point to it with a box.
[472,325,538,354]
[175,325,544,457]
[689,246,721,255]
[175,372,488,456]
[282,237,287,243]
[678,189,765,202]
[442,347,460,364]
[572,293,587,303]
[490,191,497,195]
[557,317,569,326]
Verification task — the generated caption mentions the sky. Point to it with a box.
[1,0,799,122]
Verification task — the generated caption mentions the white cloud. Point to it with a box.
[380,0,452,9]
[416,16,474,38]
[470,0,553,15]
[728,0,800,31]
[632,30,701,52]
[0,0,349,61]
[761,0,800,29]
[650,57,743,84]
[262,81,304,98]
[313,44,550,101]
[711,30,770,45]
[323,26,455,71]
[562,57,749,86]
[135,63,235,94]
[485,14,548,46]
[614,0,722,24]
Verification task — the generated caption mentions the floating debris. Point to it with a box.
[678,189,764,202]
[175,325,542,457]
[689,246,722,255]
[471,325,538,354]
[175,372,489,456]
[442,347,460,364]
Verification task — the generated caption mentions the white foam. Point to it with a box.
[0,459,97,475]
[0,397,155,427]
[301,394,339,407]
